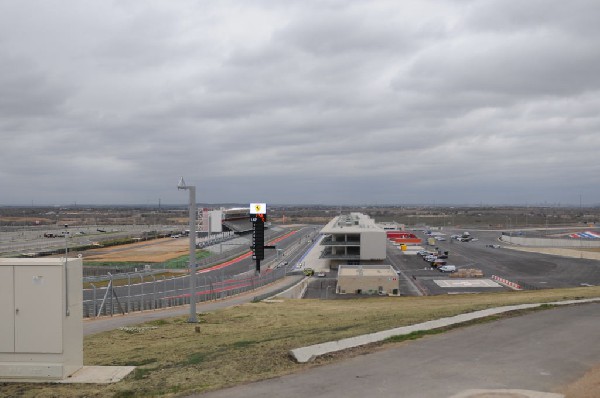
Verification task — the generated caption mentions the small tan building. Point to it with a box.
[336,265,400,296]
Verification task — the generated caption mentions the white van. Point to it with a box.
[439,265,456,273]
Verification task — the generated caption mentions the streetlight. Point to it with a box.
[64,224,70,316]
[178,177,197,323]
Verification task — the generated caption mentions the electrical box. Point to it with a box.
[0,258,83,380]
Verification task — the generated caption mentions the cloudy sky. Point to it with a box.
[1,0,599,206]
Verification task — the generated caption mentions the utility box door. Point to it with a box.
[14,266,63,353]
[0,267,15,353]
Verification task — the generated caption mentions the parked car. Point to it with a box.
[431,259,447,267]
[438,265,456,272]
[317,272,326,277]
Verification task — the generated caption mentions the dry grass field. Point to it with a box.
[83,238,190,263]
[3,287,599,398]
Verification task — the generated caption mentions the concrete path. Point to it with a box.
[192,302,600,398]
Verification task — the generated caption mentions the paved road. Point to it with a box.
[192,302,600,398]
[82,226,316,306]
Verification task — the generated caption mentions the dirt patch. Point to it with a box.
[556,363,600,398]
[0,216,53,223]
[83,238,190,263]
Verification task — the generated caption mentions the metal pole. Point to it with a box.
[127,274,131,313]
[161,276,166,309]
[64,225,70,316]
[188,185,197,322]
[91,283,97,318]
[178,177,198,322]
[140,274,144,311]
[109,274,114,316]
[152,275,157,310]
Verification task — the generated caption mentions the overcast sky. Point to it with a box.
[1,0,599,206]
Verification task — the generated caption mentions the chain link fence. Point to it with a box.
[80,227,297,317]
[83,266,295,318]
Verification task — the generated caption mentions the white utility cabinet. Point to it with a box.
[0,257,83,380]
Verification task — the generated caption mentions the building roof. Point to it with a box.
[321,213,384,234]
[338,264,396,277]
[222,219,253,233]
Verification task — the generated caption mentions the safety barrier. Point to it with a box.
[491,275,523,290]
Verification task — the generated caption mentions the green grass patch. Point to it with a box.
[161,250,212,269]
[232,340,257,349]
[185,352,208,365]
[385,329,445,343]
[148,319,170,326]
[132,367,156,380]
[113,390,137,398]
[117,358,158,367]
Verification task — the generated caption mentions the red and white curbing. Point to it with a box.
[492,275,523,290]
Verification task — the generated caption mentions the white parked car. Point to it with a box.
[439,265,456,272]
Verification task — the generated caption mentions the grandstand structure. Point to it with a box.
[221,207,253,234]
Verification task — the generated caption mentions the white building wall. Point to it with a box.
[360,229,387,260]
[209,210,223,233]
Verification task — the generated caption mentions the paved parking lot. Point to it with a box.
[389,228,600,295]
[304,228,600,298]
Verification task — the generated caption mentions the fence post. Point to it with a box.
[152,275,156,310]
[127,274,131,313]
[109,273,114,317]
[173,275,176,300]
[91,283,97,318]
[161,275,166,309]
[139,274,144,311]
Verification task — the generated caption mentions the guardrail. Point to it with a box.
[491,275,523,290]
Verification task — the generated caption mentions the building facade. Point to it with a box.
[336,264,400,296]
[320,213,386,269]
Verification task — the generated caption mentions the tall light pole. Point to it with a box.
[64,224,70,316]
[178,177,197,323]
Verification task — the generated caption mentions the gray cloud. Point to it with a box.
[1,0,599,206]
